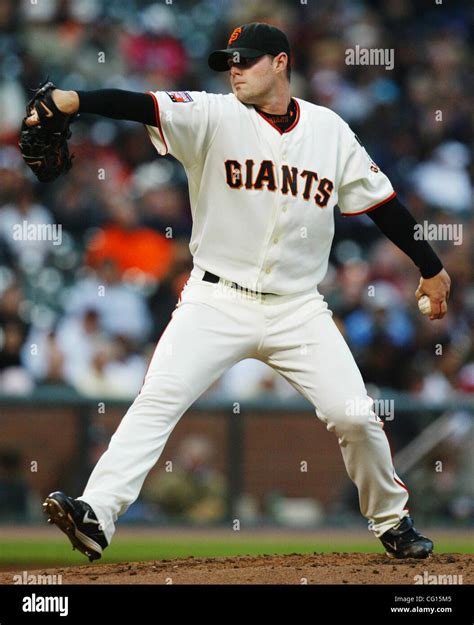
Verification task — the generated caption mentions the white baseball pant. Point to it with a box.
[78,266,409,544]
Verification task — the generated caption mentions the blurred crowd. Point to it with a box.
[0,0,472,403]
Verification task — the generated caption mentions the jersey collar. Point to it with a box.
[255,97,300,135]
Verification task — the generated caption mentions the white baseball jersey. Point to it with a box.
[146,91,395,295]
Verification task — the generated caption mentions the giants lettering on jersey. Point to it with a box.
[224,159,334,208]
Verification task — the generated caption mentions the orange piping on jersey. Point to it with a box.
[256,98,301,135]
[341,191,396,216]
[147,91,168,155]
[286,98,300,133]
[394,475,410,494]
[384,429,410,498]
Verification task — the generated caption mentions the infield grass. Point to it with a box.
[0,533,471,567]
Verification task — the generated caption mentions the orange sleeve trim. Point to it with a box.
[146,91,168,155]
[341,191,397,217]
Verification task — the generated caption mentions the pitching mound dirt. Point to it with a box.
[1,553,471,584]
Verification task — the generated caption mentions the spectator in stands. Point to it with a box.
[74,336,146,398]
[55,308,105,387]
[64,258,152,342]
[122,4,189,82]
[0,281,26,324]
[0,180,57,270]
[0,280,33,392]
[0,318,34,393]
[412,142,471,214]
[0,149,25,206]
[343,282,416,390]
[21,327,69,388]
[85,194,176,283]
[132,161,192,240]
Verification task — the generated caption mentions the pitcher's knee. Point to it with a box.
[317,396,375,438]
[133,372,193,416]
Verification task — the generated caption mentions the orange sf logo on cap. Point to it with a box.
[228,27,242,45]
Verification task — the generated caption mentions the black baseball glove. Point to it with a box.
[18,79,75,182]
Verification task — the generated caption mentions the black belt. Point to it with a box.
[202,271,273,296]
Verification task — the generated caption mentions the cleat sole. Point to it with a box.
[43,497,102,561]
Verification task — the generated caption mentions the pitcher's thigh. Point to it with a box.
[269,310,368,417]
[143,299,256,400]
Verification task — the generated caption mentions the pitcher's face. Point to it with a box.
[228,54,279,104]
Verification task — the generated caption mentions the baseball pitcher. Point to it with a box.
[24,23,450,561]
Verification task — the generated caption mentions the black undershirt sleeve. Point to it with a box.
[76,89,157,126]
[367,196,443,279]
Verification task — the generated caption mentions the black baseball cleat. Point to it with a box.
[380,516,433,559]
[43,491,108,562]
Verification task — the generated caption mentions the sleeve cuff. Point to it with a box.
[146,91,168,154]
[340,191,397,217]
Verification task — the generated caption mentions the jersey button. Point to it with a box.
[265,267,271,274]
[282,206,287,212]
[272,237,279,244]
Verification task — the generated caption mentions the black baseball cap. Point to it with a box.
[208,22,290,72]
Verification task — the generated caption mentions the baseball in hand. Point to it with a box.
[418,295,432,316]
